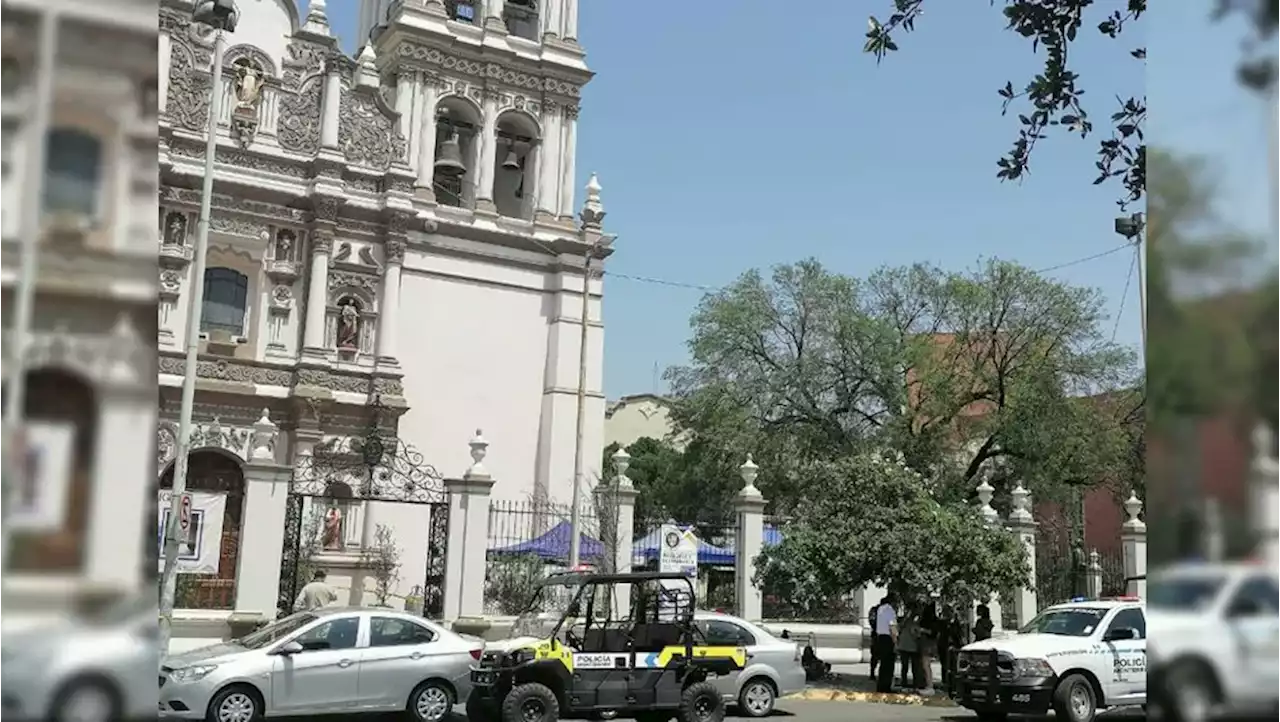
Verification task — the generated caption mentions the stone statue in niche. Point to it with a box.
[274,229,295,261]
[233,60,263,109]
[323,506,343,550]
[164,212,187,245]
[336,298,361,349]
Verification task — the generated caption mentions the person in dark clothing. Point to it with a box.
[873,595,898,693]
[867,599,881,681]
[801,643,831,682]
[973,604,994,642]
[916,601,939,692]
[936,607,960,688]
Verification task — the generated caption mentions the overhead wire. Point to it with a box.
[1111,242,1140,342]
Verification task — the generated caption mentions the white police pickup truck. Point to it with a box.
[951,597,1145,722]
[1147,561,1279,722]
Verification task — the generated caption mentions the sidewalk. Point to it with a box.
[789,661,956,708]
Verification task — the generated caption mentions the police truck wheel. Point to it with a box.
[1052,674,1097,722]
[1163,661,1218,722]
[678,681,725,722]
[466,692,501,722]
[500,682,559,722]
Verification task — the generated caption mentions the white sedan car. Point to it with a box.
[160,607,483,722]
[693,611,807,717]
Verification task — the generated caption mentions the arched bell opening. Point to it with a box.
[158,450,246,610]
[2,369,97,573]
[504,0,540,41]
[433,98,481,209]
[494,110,540,220]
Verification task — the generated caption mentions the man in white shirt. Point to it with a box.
[873,594,899,693]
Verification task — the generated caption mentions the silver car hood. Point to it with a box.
[164,642,248,668]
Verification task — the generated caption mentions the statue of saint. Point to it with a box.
[323,507,343,550]
[337,301,360,349]
[165,213,186,245]
[274,230,294,261]
[234,62,262,109]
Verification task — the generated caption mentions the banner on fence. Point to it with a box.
[657,525,698,620]
[157,490,226,574]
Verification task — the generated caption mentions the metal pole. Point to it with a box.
[1,10,59,574]
[159,28,226,655]
[568,243,594,568]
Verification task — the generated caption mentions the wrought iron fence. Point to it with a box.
[485,499,606,615]
[1098,547,1127,597]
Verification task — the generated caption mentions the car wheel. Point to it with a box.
[737,678,777,718]
[1052,673,1098,722]
[466,692,502,722]
[500,682,559,722]
[678,681,725,722]
[408,680,455,722]
[49,678,121,722]
[205,684,262,722]
[1163,661,1219,722]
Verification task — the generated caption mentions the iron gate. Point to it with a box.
[277,396,450,618]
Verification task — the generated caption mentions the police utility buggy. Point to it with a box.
[950,597,1145,722]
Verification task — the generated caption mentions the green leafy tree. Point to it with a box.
[667,259,1142,510]
[755,453,1030,612]
[863,0,1146,206]
[601,437,740,529]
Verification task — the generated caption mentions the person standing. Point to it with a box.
[295,569,338,612]
[973,603,994,642]
[896,607,919,690]
[867,599,881,681]
[917,601,939,694]
[874,595,899,693]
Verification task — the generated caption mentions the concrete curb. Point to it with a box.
[785,688,958,708]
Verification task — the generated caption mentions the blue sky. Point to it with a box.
[316,1,1273,399]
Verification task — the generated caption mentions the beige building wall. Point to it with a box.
[604,394,685,451]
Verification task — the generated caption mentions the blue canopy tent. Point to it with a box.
[764,524,783,546]
[632,528,735,566]
[489,521,605,562]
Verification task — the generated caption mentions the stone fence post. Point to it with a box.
[975,475,1004,632]
[1005,481,1038,628]
[1086,549,1104,599]
[444,430,495,624]
[598,447,639,611]
[734,455,767,623]
[1250,423,1278,567]
[236,409,292,626]
[1121,492,1147,598]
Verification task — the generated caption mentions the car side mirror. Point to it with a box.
[1104,627,1138,642]
[272,641,304,656]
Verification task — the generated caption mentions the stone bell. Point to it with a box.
[434,132,466,176]
[501,143,521,171]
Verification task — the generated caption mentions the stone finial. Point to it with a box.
[303,0,332,34]
[612,447,632,487]
[250,408,278,462]
[579,173,606,231]
[1008,481,1033,524]
[464,428,490,480]
[739,454,761,498]
[1122,491,1146,533]
[976,477,998,525]
[356,45,379,88]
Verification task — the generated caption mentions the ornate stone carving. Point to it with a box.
[311,233,333,255]
[168,140,308,178]
[189,417,252,459]
[157,422,177,469]
[159,187,310,223]
[224,44,278,79]
[159,269,183,298]
[163,211,188,246]
[395,43,585,99]
[312,197,342,223]
[386,212,413,236]
[157,354,294,386]
[165,38,211,131]
[278,80,323,155]
[338,89,407,171]
[271,285,294,309]
[338,219,383,237]
[210,214,269,238]
[384,239,406,265]
[374,376,405,397]
[330,270,379,295]
[347,176,379,193]
[564,104,580,120]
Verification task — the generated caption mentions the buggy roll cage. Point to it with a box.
[547,571,699,648]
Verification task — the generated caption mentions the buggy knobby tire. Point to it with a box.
[677,681,725,722]
[500,682,560,722]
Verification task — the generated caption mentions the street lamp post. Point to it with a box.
[158,0,239,657]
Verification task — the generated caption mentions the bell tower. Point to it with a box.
[354,0,607,505]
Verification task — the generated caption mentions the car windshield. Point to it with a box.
[1147,573,1225,611]
[1018,607,1108,637]
[236,612,318,650]
[506,574,585,639]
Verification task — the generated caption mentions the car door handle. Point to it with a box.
[411,652,425,660]
[337,659,354,668]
